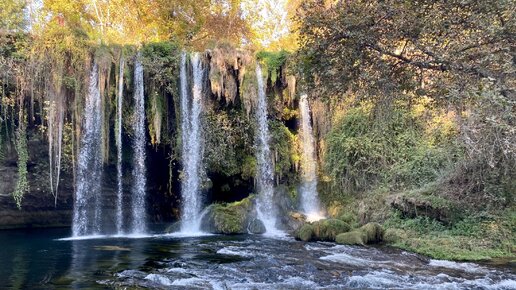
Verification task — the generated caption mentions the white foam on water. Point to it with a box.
[489,279,516,289]
[57,235,109,241]
[346,270,410,289]
[261,228,289,239]
[158,231,214,238]
[171,277,205,286]
[216,246,256,257]
[428,259,488,274]
[145,274,174,286]
[166,267,189,274]
[319,252,371,267]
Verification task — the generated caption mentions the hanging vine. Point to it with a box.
[14,96,29,208]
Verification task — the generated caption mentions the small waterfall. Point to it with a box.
[255,64,280,235]
[115,57,125,234]
[299,94,323,221]
[72,63,103,237]
[130,54,147,234]
[180,53,205,233]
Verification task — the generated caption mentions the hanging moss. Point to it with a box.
[140,41,180,145]
[208,46,254,106]
[269,120,299,183]
[13,116,29,209]
[240,62,258,116]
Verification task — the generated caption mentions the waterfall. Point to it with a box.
[130,54,147,234]
[180,53,205,233]
[72,63,103,237]
[255,64,281,235]
[115,57,125,234]
[299,94,323,221]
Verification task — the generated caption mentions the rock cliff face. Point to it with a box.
[0,133,73,229]
[0,47,298,230]
[0,131,178,229]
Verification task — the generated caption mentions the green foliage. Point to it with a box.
[269,120,297,181]
[0,0,26,32]
[13,118,28,208]
[257,50,289,83]
[384,210,515,260]
[325,105,457,194]
[241,155,257,180]
[204,109,255,177]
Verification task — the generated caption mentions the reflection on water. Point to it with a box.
[0,227,514,289]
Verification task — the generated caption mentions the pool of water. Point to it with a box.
[0,227,514,289]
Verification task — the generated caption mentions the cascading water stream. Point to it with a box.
[299,94,323,221]
[115,57,124,235]
[72,63,103,237]
[180,53,205,233]
[255,64,281,235]
[130,54,147,235]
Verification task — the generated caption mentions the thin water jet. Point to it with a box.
[115,56,125,235]
[72,63,103,237]
[179,53,205,234]
[299,94,323,221]
[130,54,147,234]
[254,64,282,236]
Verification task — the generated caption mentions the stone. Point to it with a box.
[335,222,384,245]
[336,231,366,245]
[295,223,314,242]
[312,219,350,241]
[248,218,266,234]
[200,196,255,234]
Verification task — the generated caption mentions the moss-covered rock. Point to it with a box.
[336,231,366,245]
[335,222,384,245]
[295,223,314,241]
[337,212,360,229]
[361,222,384,243]
[383,228,408,243]
[312,219,350,241]
[200,196,255,234]
[389,187,460,225]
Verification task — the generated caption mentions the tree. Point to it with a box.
[0,0,27,32]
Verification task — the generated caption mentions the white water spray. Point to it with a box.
[115,57,125,234]
[255,64,281,235]
[130,54,147,234]
[72,63,103,237]
[299,94,323,222]
[180,53,205,233]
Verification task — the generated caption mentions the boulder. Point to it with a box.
[295,223,314,242]
[383,228,407,244]
[312,219,350,241]
[336,231,366,245]
[361,222,384,243]
[389,192,457,225]
[335,222,384,245]
[248,218,266,234]
[200,196,256,234]
[285,211,307,233]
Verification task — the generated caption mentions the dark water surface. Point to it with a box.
[0,227,514,289]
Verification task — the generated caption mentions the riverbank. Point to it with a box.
[323,188,515,262]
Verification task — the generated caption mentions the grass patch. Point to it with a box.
[384,209,515,261]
